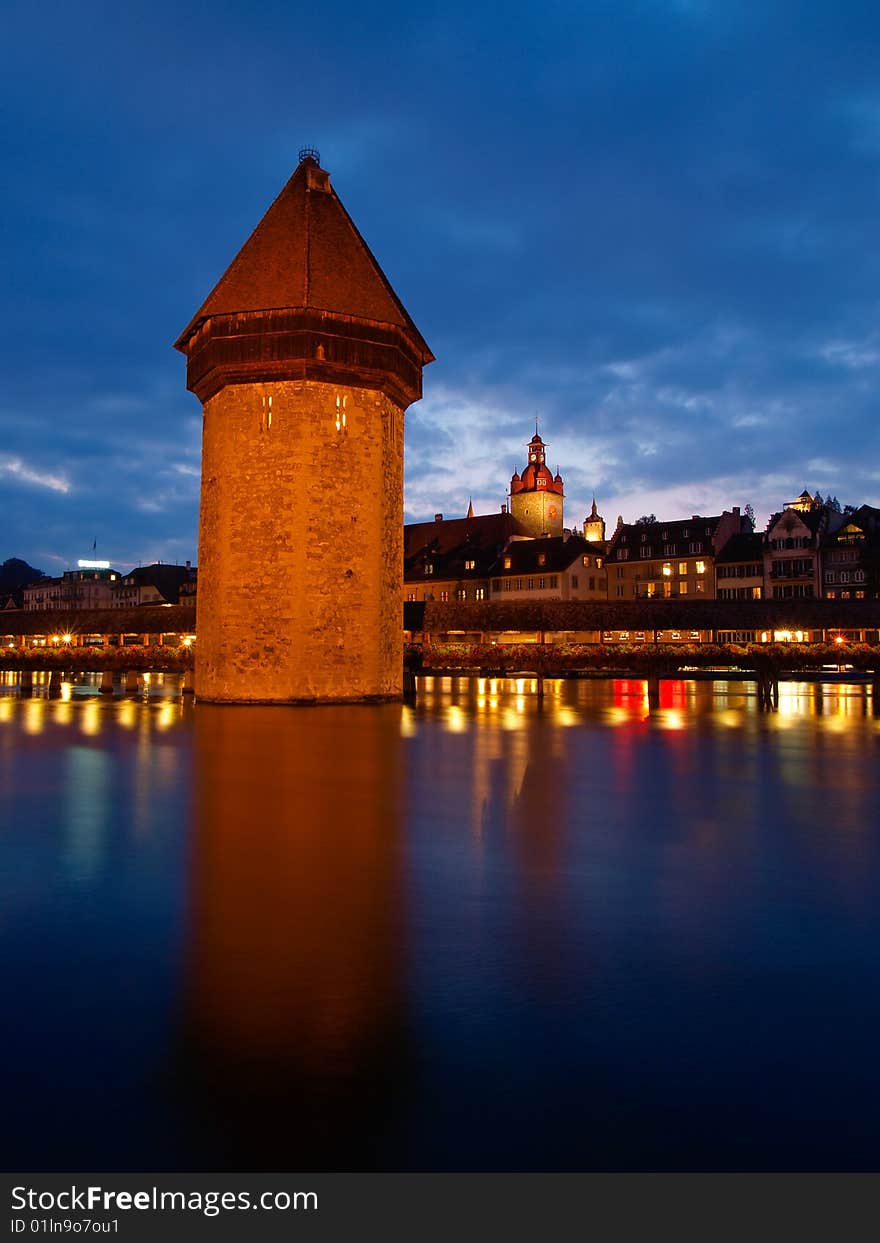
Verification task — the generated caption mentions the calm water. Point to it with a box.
[1,672,880,1171]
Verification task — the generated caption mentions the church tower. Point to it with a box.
[175,150,433,703]
[509,431,564,537]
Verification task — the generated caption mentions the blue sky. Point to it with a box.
[2,0,880,570]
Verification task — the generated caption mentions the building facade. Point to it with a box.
[23,567,119,611]
[605,511,746,601]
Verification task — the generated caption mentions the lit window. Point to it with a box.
[678,562,687,576]
[537,554,546,566]
[503,557,511,569]
[475,588,486,600]
[424,563,434,576]
[695,560,706,574]
[464,559,476,571]
[662,564,672,576]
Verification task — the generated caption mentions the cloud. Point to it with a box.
[819,338,880,370]
[0,456,71,493]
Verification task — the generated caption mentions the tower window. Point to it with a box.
[335,394,347,433]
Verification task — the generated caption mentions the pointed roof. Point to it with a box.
[466,498,475,519]
[175,156,432,360]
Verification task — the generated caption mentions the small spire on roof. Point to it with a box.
[466,497,474,519]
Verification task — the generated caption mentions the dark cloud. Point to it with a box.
[2,0,880,564]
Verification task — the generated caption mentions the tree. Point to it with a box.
[744,503,756,529]
[635,514,657,525]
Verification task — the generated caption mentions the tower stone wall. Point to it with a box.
[197,379,404,702]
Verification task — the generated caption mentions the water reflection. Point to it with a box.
[2,679,880,1171]
[178,705,407,1169]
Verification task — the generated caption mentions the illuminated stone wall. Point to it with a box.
[509,488,564,538]
[196,378,404,703]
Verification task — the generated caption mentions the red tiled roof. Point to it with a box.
[175,158,432,361]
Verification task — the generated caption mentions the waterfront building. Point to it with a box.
[489,534,608,600]
[715,532,765,600]
[111,562,195,608]
[605,510,747,600]
[764,493,832,600]
[175,149,433,702]
[821,504,880,600]
[23,566,119,611]
[403,509,516,603]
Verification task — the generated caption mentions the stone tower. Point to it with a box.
[509,431,564,537]
[175,151,433,703]
[584,497,606,544]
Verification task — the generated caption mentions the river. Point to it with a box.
[1,673,879,1170]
